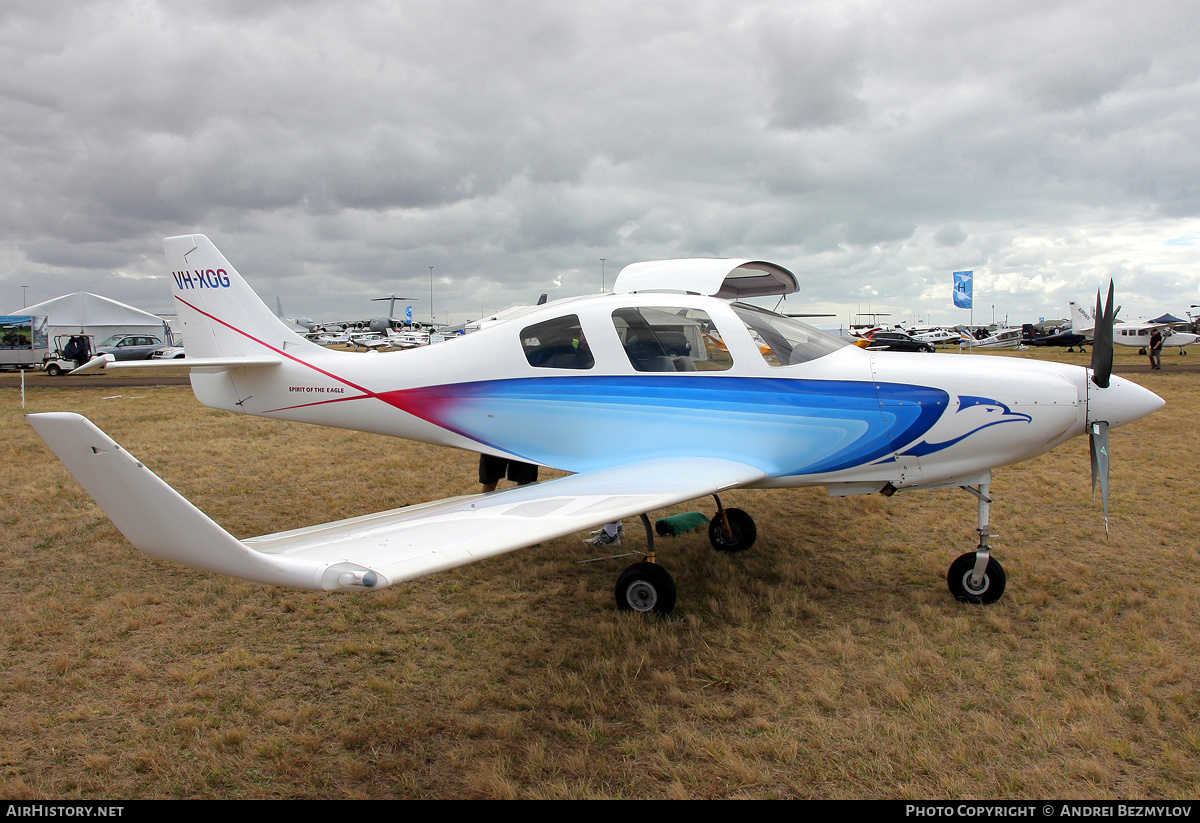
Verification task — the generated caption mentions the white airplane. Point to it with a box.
[1113,325,1197,353]
[383,328,428,348]
[1069,301,1198,353]
[908,327,960,347]
[957,327,1025,350]
[28,237,1163,614]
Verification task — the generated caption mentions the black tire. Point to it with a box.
[615,562,676,615]
[947,552,1006,604]
[708,508,757,553]
[45,364,61,376]
[923,344,935,353]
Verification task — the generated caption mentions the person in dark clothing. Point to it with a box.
[1149,328,1163,370]
[479,454,539,493]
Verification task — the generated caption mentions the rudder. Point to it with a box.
[166,234,322,359]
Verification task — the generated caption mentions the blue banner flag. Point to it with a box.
[953,271,973,309]
[406,305,413,323]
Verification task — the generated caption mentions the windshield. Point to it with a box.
[731,303,848,366]
[97,335,124,347]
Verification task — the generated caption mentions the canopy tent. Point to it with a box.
[9,292,172,345]
[1150,313,1187,325]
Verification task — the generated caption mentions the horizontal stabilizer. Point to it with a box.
[70,354,281,375]
[28,413,765,592]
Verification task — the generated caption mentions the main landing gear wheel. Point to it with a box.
[708,507,757,553]
[947,552,1007,604]
[615,562,677,615]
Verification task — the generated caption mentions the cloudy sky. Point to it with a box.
[3,0,1199,328]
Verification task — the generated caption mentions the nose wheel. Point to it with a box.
[948,480,1008,604]
[947,552,1006,603]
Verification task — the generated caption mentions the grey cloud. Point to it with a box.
[934,224,968,246]
[2,0,1200,324]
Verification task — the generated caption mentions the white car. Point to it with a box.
[150,345,185,360]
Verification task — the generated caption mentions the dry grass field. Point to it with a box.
[1,347,1197,799]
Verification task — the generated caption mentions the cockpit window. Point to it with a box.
[731,303,848,366]
[521,315,594,369]
[611,307,732,372]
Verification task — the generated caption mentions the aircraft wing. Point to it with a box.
[27,413,766,592]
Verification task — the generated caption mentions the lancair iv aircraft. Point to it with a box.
[28,237,1163,614]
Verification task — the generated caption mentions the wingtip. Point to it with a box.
[69,353,114,375]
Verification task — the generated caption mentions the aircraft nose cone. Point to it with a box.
[1088,373,1164,428]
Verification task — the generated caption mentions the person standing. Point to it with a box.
[479,454,538,493]
[1149,328,1164,370]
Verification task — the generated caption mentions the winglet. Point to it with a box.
[26,413,379,590]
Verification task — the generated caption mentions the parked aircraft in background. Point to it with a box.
[1020,324,1089,351]
[29,237,1162,615]
[958,327,1024,350]
[859,329,936,353]
[908,327,960,347]
[1113,325,1198,354]
[1070,301,1198,354]
[274,297,316,332]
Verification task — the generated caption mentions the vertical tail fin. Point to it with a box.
[1068,300,1095,334]
[165,234,322,359]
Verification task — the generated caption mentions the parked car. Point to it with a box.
[151,345,186,359]
[95,334,164,361]
[863,330,936,353]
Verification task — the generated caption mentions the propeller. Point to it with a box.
[1090,420,1110,536]
[1091,281,1115,389]
[1089,281,1116,535]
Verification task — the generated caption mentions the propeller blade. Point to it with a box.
[1090,420,1110,537]
[1091,281,1115,389]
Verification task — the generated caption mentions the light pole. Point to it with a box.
[21,285,28,307]
[429,266,434,325]
[600,258,605,292]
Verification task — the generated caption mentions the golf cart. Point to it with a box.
[43,334,95,376]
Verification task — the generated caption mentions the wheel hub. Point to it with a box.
[963,572,989,595]
[625,581,658,611]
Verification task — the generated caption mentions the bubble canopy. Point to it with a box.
[612,259,798,299]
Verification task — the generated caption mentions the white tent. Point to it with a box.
[10,292,172,346]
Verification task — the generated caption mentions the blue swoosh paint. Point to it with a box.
[385,376,949,477]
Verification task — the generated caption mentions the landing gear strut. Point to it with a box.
[610,499,759,615]
[947,481,1007,604]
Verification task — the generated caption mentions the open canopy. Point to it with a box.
[612,259,798,299]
